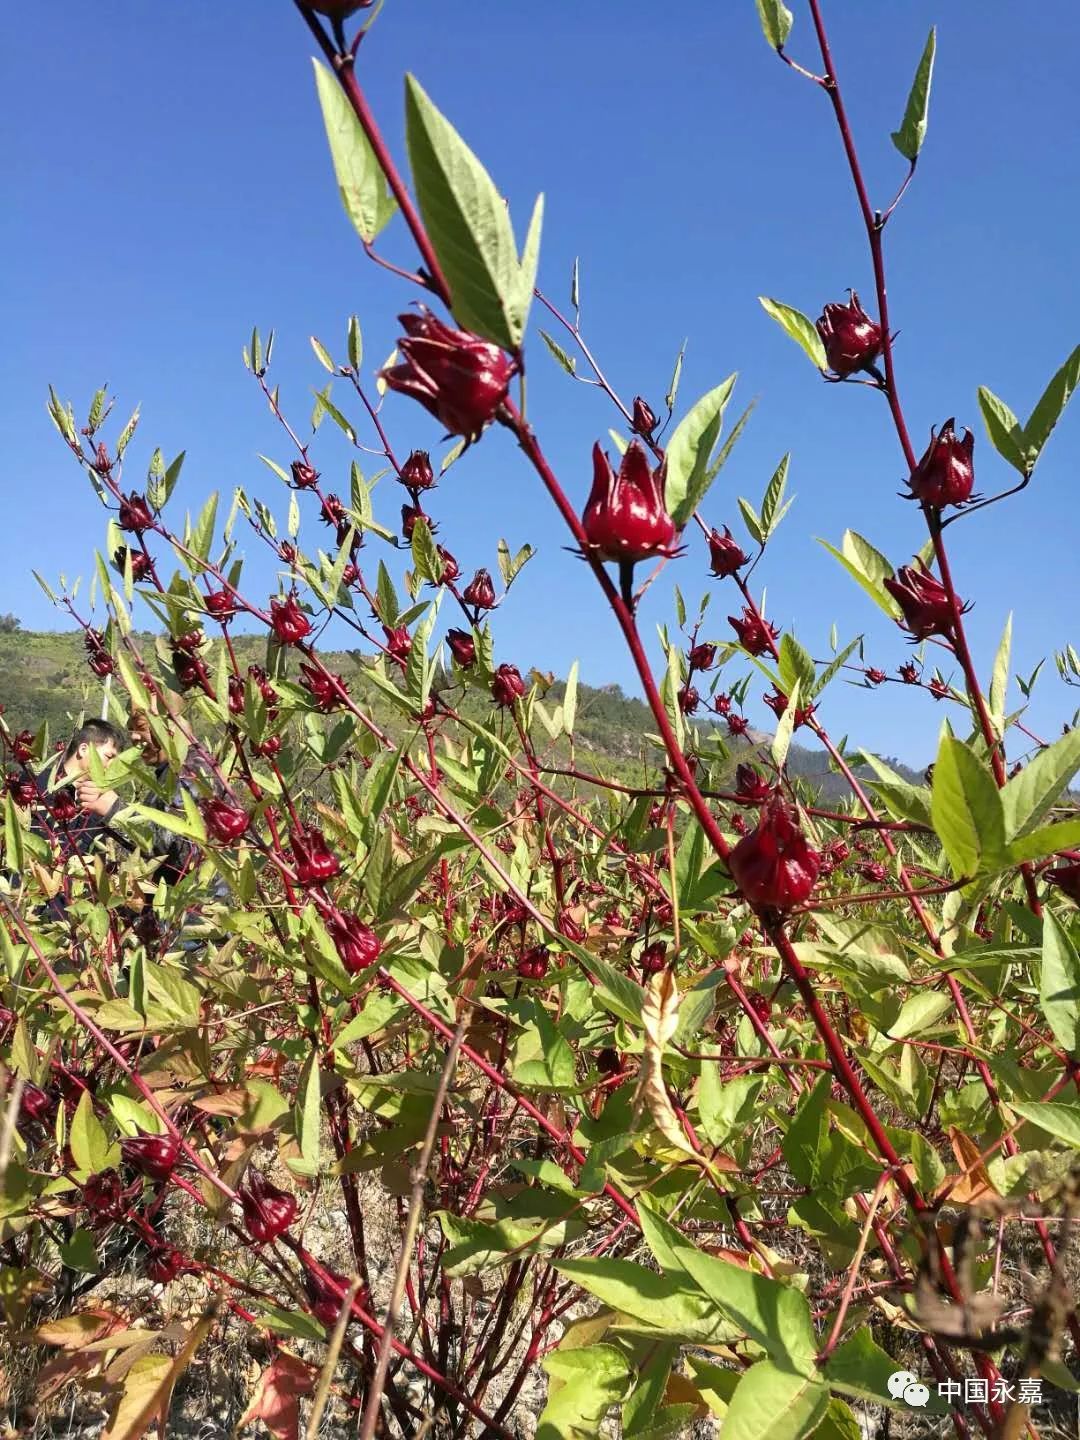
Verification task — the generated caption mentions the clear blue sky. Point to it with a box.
[4,2,1079,763]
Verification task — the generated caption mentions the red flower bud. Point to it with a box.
[290,460,320,489]
[145,1244,191,1284]
[88,651,115,678]
[299,662,346,712]
[492,664,526,708]
[735,764,773,804]
[729,797,820,910]
[678,685,700,715]
[383,626,412,661]
[883,564,962,641]
[50,793,80,824]
[279,542,298,565]
[205,589,238,621]
[228,675,246,716]
[865,667,887,686]
[727,713,749,738]
[113,546,155,582]
[908,419,975,509]
[859,861,888,884]
[8,773,37,807]
[815,292,883,377]
[82,1169,127,1221]
[747,992,772,1022]
[434,544,460,584]
[341,563,360,587]
[92,442,112,475]
[118,492,154,534]
[707,526,749,578]
[254,734,282,758]
[381,308,516,442]
[270,594,312,645]
[688,642,716,671]
[20,1081,56,1125]
[400,449,435,490]
[173,628,205,653]
[463,568,496,611]
[446,629,476,668]
[201,796,250,844]
[1046,863,1080,905]
[898,662,920,685]
[928,676,950,701]
[731,812,748,835]
[640,942,667,975]
[239,1171,298,1244]
[728,608,779,657]
[320,493,347,529]
[328,912,381,974]
[631,396,658,437]
[582,442,676,563]
[304,1265,354,1329]
[290,824,340,887]
[829,841,850,863]
[763,690,815,729]
[517,945,550,981]
[121,1130,180,1181]
[172,650,209,691]
[558,909,586,943]
[713,692,732,716]
[12,730,34,764]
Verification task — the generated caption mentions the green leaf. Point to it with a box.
[825,1329,947,1413]
[754,0,793,51]
[70,1091,118,1175]
[1009,1100,1080,1148]
[859,752,933,828]
[537,1345,630,1440]
[667,1238,817,1374]
[818,531,901,619]
[698,1068,762,1148]
[1007,818,1080,865]
[930,733,1006,877]
[552,1259,735,1344]
[1039,910,1080,1056]
[563,661,579,735]
[664,375,738,529]
[759,454,791,540]
[512,1010,576,1090]
[771,679,801,770]
[310,336,336,373]
[886,990,953,1041]
[539,330,577,376]
[1001,727,1080,838]
[347,314,363,371]
[405,74,537,349]
[313,59,396,244]
[989,612,1012,739]
[890,26,936,161]
[298,1052,322,1172]
[722,1361,828,1440]
[978,387,1027,475]
[778,634,816,699]
[759,298,826,370]
[1022,343,1080,472]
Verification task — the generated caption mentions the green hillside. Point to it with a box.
[0,627,922,800]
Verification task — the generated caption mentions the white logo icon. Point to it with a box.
[888,1371,929,1407]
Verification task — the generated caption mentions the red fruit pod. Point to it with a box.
[734,764,773,805]
[118,492,154,534]
[491,664,526,708]
[239,1171,298,1244]
[446,628,476,668]
[201,796,250,844]
[381,307,516,443]
[269,594,312,646]
[145,1244,190,1284]
[290,460,320,489]
[678,685,700,715]
[883,564,962,641]
[289,824,341,887]
[728,608,779,657]
[328,912,381,975]
[462,568,496,611]
[728,797,820,911]
[688,642,717,672]
[82,1168,127,1221]
[399,449,435,491]
[707,526,749,578]
[582,442,677,563]
[815,292,883,377]
[121,1130,181,1181]
[908,419,975,509]
[640,941,667,974]
[303,1265,353,1328]
[631,395,658,437]
[205,589,238,621]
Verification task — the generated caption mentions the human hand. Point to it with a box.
[75,779,120,818]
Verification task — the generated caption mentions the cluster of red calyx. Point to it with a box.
[728,796,820,910]
[907,419,975,508]
[201,797,250,844]
[446,629,476,668]
[327,911,381,974]
[815,293,882,377]
[734,764,773,805]
[463,569,496,611]
[299,662,347,711]
[582,442,677,563]
[118,492,154,534]
[381,308,516,443]
[708,526,749,578]
[289,825,340,887]
[884,564,964,641]
[239,1170,298,1244]
[270,594,312,645]
[113,546,155,582]
[121,1130,181,1182]
[492,664,526,708]
[84,628,114,678]
[762,690,816,729]
[639,941,667,975]
[517,946,550,980]
[728,608,778,657]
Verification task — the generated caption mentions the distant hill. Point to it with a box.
[0,629,923,801]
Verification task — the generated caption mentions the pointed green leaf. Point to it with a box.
[722,1360,828,1440]
[1039,910,1080,1056]
[1022,343,1080,472]
[759,297,826,370]
[754,0,793,51]
[1001,728,1080,838]
[891,27,936,161]
[977,387,1027,474]
[313,58,396,243]
[405,74,533,348]
[931,734,1006,877]
[664,375,738,529]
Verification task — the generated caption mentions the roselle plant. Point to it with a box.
[3,3,1080,1439]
